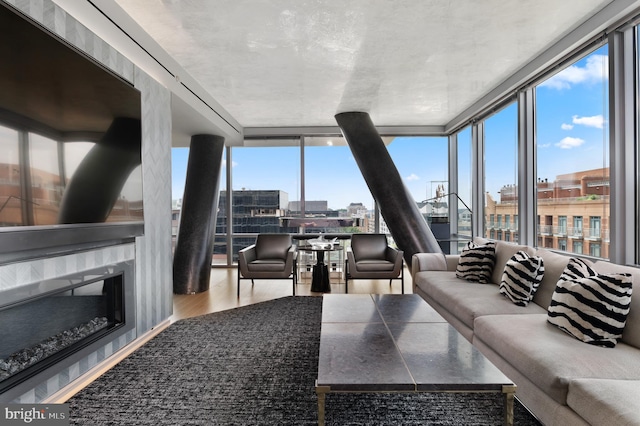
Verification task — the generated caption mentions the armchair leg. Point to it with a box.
[344,259,349,294]
[237,264,241,298]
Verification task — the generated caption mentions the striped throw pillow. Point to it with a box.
[548,259,633,347]
[499,251,545,306]
[456,241,496,283]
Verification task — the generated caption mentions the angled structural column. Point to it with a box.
[335,112,442,263]
[173,134,225,294]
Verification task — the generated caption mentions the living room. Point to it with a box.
[2,1,640,425]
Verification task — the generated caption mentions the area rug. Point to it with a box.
[68,296,541,425]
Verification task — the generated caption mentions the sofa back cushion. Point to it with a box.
[533,249,572,309]
[595,261,640,349]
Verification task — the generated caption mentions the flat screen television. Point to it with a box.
[0,4,144,261]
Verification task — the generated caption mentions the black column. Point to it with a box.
[335,112,442,263]
[173,135,225,294]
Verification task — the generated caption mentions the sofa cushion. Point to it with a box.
[491,241,537,285]
[473,314,640,405]
[499,251,545,306]
[456,241,496,283]
[548,258,632,347]
[414,271,546,330]
[567,379,640,426]
[532,249,571,309]
[595,261,640,348]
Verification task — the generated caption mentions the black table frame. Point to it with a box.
[297,245,341,292]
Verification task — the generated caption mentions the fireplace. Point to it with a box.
[0,260,135,400]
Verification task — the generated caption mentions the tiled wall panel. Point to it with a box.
[1,0,173,402]
[135,69,173,333]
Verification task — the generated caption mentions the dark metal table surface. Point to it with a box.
[316,294,516,426]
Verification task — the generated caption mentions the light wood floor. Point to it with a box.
[171,266,412,321]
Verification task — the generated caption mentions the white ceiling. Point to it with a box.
[112,0,619,130]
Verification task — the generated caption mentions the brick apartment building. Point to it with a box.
[485,167,609,258]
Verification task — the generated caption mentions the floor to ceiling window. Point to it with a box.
[387,136,448,249]
[228,143,299,261]
[302,136,371,275]
[483,102,519,243]
[456,126,473,252]
[535,45,609,258]
[303,136,371,234]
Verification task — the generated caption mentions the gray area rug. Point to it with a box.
[68,296,541,425]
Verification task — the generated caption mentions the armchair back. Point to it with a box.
[255,234,293,260]
[351,234,388,260]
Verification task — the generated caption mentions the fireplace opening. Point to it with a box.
[0,271,125,394]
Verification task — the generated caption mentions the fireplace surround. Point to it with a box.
[0,260,135,401]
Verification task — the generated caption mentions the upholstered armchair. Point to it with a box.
[345,233,404,294]
[237,234,297,297]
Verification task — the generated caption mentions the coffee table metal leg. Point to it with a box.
[316,385,330,426]
[502,384,517,426]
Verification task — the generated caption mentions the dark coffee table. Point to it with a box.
[316,294,516,426]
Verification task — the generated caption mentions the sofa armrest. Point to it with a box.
[411,252,448,278]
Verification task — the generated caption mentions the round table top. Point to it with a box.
[298,243,341,252]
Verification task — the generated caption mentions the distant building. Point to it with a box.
[288,200,329,214]
[214,189,297,259]
[486,167,609,258]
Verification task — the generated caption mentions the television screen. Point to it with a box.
[0,5,143,231]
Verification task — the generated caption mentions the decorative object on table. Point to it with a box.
[308,234,338,250]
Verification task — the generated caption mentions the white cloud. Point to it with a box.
[222,160,238,168]
[539,54,608,90]
[555,137,585,149]
[561,123,573,130]
[406,173,420,181]
[572,114,604,129]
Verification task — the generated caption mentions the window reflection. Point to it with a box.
[0,125,144,227]
[0,126,21,226]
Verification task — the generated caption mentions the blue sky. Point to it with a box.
[172,46,608,211]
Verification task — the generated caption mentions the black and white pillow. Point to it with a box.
[456,241,496,283]
[558,257,597,282]
[547,259,633,347]
[499,251,545,306]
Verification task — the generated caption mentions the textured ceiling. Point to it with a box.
[115,0,612,128]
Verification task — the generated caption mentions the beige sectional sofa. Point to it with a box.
[411,239,640,426]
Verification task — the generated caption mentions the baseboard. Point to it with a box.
[43,319,171,403]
